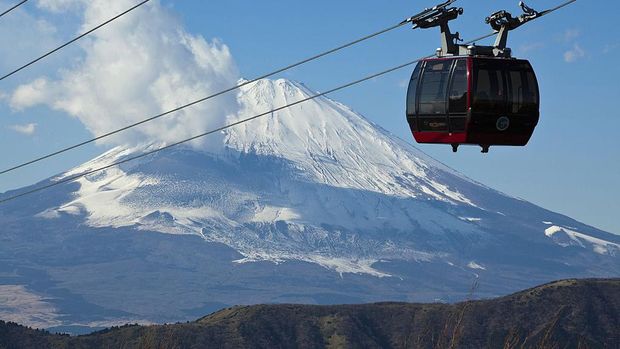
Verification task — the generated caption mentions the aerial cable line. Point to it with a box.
[0,0,28,19]
[0,21,407,176]
[0,32,504,205]
[541,0,577,14]
[0,0,150,82]
[0,0,577,179]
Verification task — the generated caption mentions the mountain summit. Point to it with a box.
[1,79,618,330]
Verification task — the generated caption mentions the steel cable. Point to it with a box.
[0,0,28,19]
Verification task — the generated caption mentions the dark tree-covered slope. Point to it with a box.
[1,278,618,348]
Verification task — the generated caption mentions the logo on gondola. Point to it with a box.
[428,122,447,128]
[496,116,510,131]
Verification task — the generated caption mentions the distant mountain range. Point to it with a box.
[1,278,618,348]
[1,79,618,330]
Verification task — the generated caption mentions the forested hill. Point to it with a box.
[1,278,618,348]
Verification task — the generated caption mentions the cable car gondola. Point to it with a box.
[404,1,542,153]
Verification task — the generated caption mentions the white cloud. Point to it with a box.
[9,123,37,135]
[0,1,60,73]
[11,0,241,149]
[36,0,83,13]
[10,78,51,109]
[603,43,619,54]
[564,43,585,63]
[518,42,545,54]
[563,28,580,42]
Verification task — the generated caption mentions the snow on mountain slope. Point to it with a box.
[34,79,498,275]
[226,79,476,204]
[31,78,620,277]
[545,224,619,256]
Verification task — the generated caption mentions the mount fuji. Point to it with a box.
[1,79,618,331]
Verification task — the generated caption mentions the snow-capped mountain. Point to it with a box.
[1,79,618,331]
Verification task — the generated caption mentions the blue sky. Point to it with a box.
[0,0,618,234]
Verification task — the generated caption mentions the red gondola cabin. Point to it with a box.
[406,56,539,153]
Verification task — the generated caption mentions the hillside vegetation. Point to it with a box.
[1,278,618,348]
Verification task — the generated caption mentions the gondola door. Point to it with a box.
[417,59,452,134]
[446,58,469,135]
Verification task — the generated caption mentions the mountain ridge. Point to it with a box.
[0,78,618,329]
[1,278,618,348]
